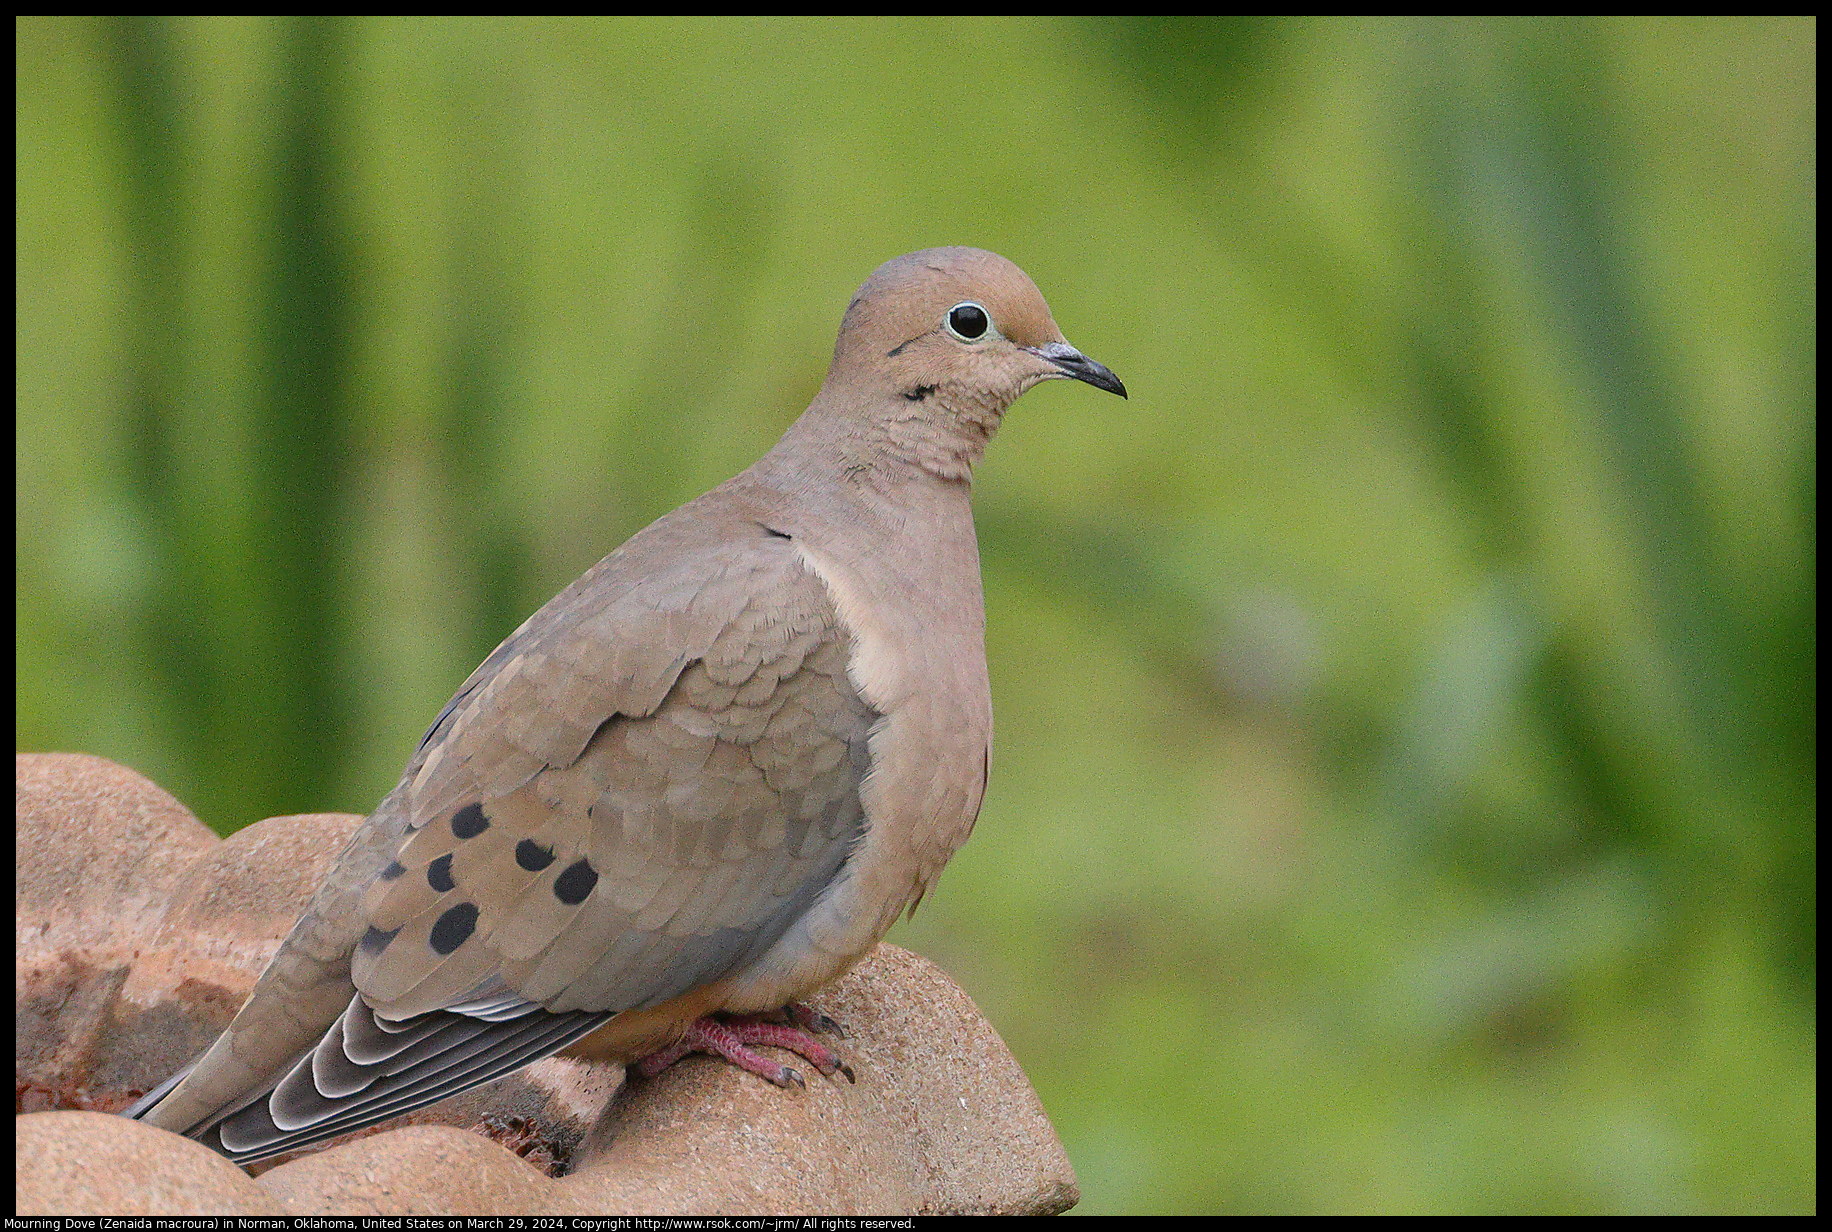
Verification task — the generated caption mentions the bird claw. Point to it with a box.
[783,1002,847,1039]
[636,1010,856,1088]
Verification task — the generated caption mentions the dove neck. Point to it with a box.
[740,397,980,546]
[738,398,987,649]
[776,385,998,488]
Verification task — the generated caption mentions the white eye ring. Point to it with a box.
[944,301,992,342]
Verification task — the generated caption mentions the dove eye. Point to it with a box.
[944,302,991,342]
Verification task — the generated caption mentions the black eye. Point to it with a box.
[945,302,990,341]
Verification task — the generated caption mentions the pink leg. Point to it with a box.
[635,1002,855,1086]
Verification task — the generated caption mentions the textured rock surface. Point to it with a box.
[15,752,1078,1215]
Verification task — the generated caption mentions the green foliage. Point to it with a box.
[16,15,1812,1214]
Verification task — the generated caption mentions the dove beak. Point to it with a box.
[1030,340,1128,399]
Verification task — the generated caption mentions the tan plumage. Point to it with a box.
[125,247,1125,1162]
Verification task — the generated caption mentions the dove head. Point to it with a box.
[814,247,1125,481]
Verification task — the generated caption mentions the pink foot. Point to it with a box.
[636,1002,855,1086]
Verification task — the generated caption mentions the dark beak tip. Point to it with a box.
[1041,345,1127,399]
[1082,363,1127,400]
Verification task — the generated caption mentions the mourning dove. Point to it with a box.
[124,247,1125,1163]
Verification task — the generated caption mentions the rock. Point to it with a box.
[14,753,1078,1215]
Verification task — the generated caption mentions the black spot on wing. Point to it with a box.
[451,802,489,840]
[359,925,401,957]
[553,858,599,906]
[515,839,556,871]
[429,903,479,956]
[427,853,456,893]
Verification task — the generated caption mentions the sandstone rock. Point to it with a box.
[15,753,1078,1215]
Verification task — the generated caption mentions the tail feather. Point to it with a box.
[127,990,614,1165]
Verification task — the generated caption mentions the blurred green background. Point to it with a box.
[16,16,1813,1215]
